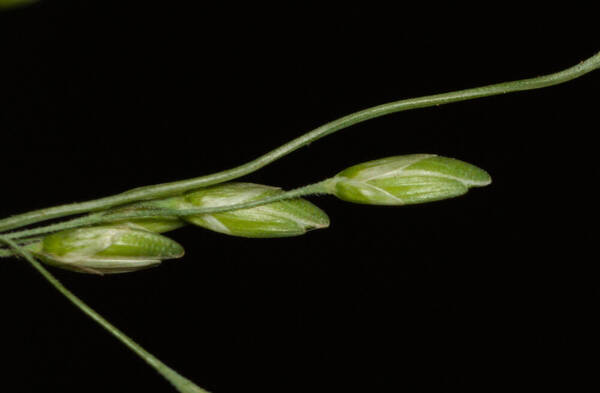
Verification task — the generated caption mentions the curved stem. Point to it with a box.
[1,51,599,233]
[0,236,209,393]
[4,181,332,240]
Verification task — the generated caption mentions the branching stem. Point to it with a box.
[1,51,599,233]
[0,236,209,393]
[2,181,332,241]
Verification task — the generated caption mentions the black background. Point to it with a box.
[0,3,597,393]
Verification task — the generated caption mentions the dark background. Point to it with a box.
[0,3,597,393]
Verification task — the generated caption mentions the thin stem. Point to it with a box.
[0,236,209,393]
[3,213,107,240]
[1,51,599,233]
[1,237,45,256]
[5,181,331,240]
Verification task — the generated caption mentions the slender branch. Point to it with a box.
[1,237,45,256]
[3,213,106,240]
[4,181,331,240]
[1,51,599,233]
[0,236,209,393]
